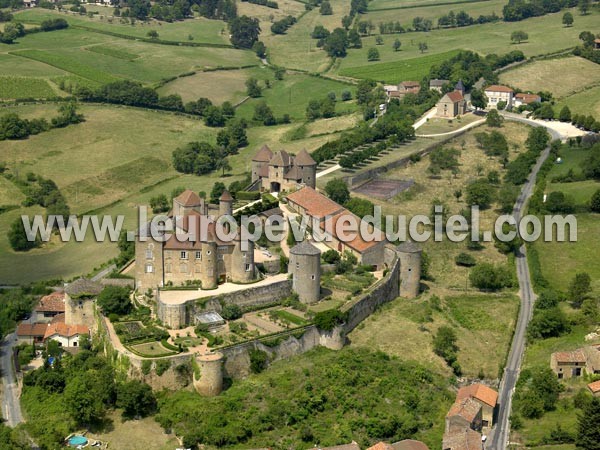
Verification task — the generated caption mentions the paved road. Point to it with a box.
[0,332,23,427]
[487,115,561,450]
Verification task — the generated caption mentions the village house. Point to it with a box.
[456,384,498,428]
[429,79,449,93]
[445,397,483,434]
[550,349,587,379]
[44,323,89,348]
[594,38,600,50]
[385,81,421,100]
[34,291,65,323]
[251,145,317,192]
[514,93,541,107]
[442,428,483,450]
[588,380,600,397]
[484,85,514,109]
[16,323,49,345]
[310,443,360,450]
[285,186,387,269]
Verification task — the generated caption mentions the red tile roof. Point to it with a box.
[320,211,385,252]
[34,291,65,313]
[219,190,233,202]
[445,90,464,103]
[442,428,482,450]
[51,313,66,324]
[270,150,292,167]
[552,349,586,363]
[457,384,498,408]
[175,190,203,207]
[294,148,317,166]
[588,380,600,394]
[447,397,482,423]
[17,323,49,337]
[484,85,513,93]
[44,323,89,340]
[286,186,344,219]
[392,440,429,450]
[367,443,395,450]
[515,93,540,103]
[401,81,421,89]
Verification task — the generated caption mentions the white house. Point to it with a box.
[484,85,514,109]
[44,323,89,348]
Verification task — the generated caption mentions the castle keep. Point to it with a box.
[135,189,256,290]
[251,145,317,192]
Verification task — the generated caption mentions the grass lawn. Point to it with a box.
[0,53,65,77]
[339,49,461,83]
[129,341,177,356]
[2,27,257,86]
[349,293,520,378]
[14,8,229,45]
[0,177,25,206]
[334,9,600,76]
[416,112,482,135]
[235,72,358,121]
[556,84,600,117]
[532,213,600,292]
[237,0,306,36]
[271,309,310,326]
[367,0,491,9]
[157,66,265,103]
[499,56,600,99]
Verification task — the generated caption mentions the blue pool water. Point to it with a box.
[68,436,88,447]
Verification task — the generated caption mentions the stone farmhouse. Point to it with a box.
[436,90,466,118]
[514,93,541,107]
[550,345,600,379]
[134,189,256,290]
[442,428,483,450]
[446,397,483,434]
[456,383,498,429]
[251,145,317,192]
[384,81,421,100]
[285,186,387,269]
[588,380,600,397]
[484,85,514,108]
[33,291,65,323]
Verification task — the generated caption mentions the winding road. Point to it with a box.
[487,114,562,450]
[0,332,23,427]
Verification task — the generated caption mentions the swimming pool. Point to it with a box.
[68,435,88,447]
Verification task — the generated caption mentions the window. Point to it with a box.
[145,247,153,260]
[311,275,315,280]
[180,251,188,260]
[296,262,300,269]
[145,263,153,273]
[165,263,172,273]
[195,251,201,260]
[73,341,78,347]
[207,250,212,255]
[218,254,224,260]
[245,264,251,272]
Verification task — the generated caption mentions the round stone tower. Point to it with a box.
[193,352,224,396]
[294,148,317,189]
[230,235,254,283]
[289,240,321,304]
[397,241,422,299]
[219,190,233,217]
[200,240,218,289]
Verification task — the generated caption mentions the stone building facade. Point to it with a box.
[289,240,321,304]
[251,145,317,192]
[135,189,256,290]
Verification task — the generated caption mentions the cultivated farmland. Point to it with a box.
[0,76,57,99]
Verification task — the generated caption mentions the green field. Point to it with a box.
[557,84,600,117]
[235,72,358,121]
[0,76,56,99]
[339,49,461,83]
[14,9,229,45]
[368,0,492,9]
[334,8,600,75]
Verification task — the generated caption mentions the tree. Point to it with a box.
[577,397,600,450]
[558,105,571,122]
[146,29,159,39]
[65,373,108,425]
[466,178,494,209]
[210,182,226,203]
[393,38,401,51]
[562,11,574,26]
[8,217,41,251]
[511,30,528,44]
[245,78,262,98]
[341,14,353,29]
[324,28,349,57]
[203,106,225,127]
[324,178,349,205]
[97,286,132,316]
[229,16,261,49]
[313,309,346,331]
[375,35,383,45]
[306,99,322,120]
[319,1,332,15]
[418,42,428,53]
[590,189,600,213]
[469,263,513,291]
[486,109,504,127]
[470,89,487,110]
[569,272,592,307]
[116,380,157,419]
[348,29,362,48]
[150,194,169,213]
[253,101,275,125]
[579,0,590,15]
[367,47,380,61]
[221,304,242,320]
[252,40,266,58]
[535,103,555,120]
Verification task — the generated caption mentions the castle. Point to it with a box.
[135,189,256,290]
[251,145,317,192]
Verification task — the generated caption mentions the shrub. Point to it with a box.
[313,309,347,331]
[469,263,514,291]
[221,304,243,320]
[455,252,476,267]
